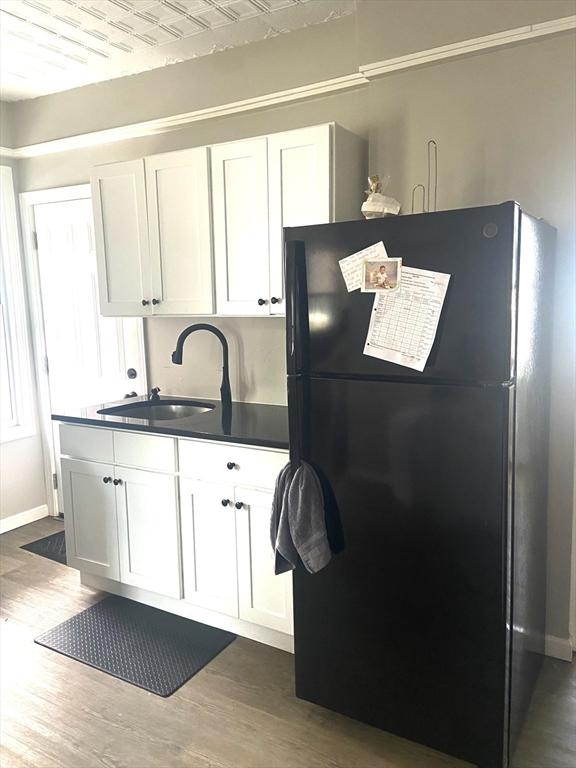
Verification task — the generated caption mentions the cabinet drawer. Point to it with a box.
[113,431,176,473]
[178,439,287,489]
[60,424,114,463]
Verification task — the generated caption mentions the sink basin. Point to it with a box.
[97,399,215,421]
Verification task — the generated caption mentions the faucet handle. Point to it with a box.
[149,387,161,401]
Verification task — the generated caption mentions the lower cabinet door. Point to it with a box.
[115,466,181,598]
[179,479,238,617]
[235,486,293,634]
[61,458,120,580]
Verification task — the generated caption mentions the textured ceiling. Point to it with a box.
[0,0,355,101]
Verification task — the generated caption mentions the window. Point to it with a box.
[0,165,36,441]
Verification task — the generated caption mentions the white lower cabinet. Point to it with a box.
[180,479,238,617]
[116,467,181,599]
[235,486,293,634]
[180,479,293,635]
[60,425,293,648]
[61,458,120,580]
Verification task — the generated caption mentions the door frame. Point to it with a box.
[19,184,147,517]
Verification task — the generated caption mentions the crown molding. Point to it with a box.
[2,72,369,160]
[3,15,574,160]
[0,146,19,159]
[360,15,576,78]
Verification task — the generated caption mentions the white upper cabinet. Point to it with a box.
[91,124,365,317]
[145,148,214,315]
[211,138,271,316]
[91,160,151,316]
[91,151,214,317]
[267,125,332,315]
[212,124,365,316]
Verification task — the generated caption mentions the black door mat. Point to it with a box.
[35,595,236,697]
[21,531,67,565]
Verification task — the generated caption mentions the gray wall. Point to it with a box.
[5,1,575,644]
[0,101,15,148]
[0,436,46,521]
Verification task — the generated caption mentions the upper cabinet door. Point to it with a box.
[145,148,214,315]
[267,125,332,316]
[91,160,152,316]
[211,138,270,316]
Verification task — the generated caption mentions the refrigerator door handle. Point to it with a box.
[285,239,306,374]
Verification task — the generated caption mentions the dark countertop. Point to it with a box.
[52,395,289,450]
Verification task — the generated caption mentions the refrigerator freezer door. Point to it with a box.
[286,202,519,384]
[290,375,511,768]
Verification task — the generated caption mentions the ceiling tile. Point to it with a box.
[139,3,182,24]
[165,15,204,37]
[166,0,212,13]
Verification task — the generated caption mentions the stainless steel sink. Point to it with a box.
[97,400,214,421]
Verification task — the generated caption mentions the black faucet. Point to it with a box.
[148,387,161,401]
[171,324,232,414]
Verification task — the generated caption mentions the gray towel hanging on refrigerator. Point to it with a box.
[270,461,332,575]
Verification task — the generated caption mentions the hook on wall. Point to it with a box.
[411,184,426,214]
[427,139,438,212]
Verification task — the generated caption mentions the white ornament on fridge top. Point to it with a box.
[361,175,401,219]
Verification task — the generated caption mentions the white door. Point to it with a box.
[91,160,152,316]
[146,148,214,315]
[61,458,119,580]
[180,479,238,616]
[211,138,270,316]
[22,186,147,516]
[267,125,332,315]
[115,467,181,598]
[32,197,146,411]
[235,486,293,634]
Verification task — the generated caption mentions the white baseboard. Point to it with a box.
[545,633,574,662]
[0,504,49,534]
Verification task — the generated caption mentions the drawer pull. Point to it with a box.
[226,462,237,470]
[113,478,122,486]
[235,501,244,510]
[221,498,231,507]
[103,476,112,484]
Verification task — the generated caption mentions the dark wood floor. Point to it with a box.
[1,518,574,768]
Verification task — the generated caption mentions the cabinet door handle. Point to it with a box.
[270,296,281,304]
[103,476,112,484]
[235,501,244,510]
[152,298,160,305]
[221,498,230,507]
[257,298,267,306]
[142,299,150,306]
[226,462,236,470]
[113,479,122,486]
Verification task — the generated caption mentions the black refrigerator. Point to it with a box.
[284,202,555,768]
